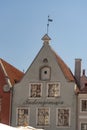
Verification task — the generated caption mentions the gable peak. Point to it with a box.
[41,34,51,45]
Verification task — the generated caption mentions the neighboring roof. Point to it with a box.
[79,74,87,93]
[52,49,75,81]
[0,58,24,86]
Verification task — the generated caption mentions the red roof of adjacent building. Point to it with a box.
[0,58,24,86]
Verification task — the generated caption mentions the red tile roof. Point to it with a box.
[0,58,24,86]
[52,49,75,81]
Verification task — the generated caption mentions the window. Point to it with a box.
[81,100,87,112]
[57,108,70,127]
[47,82,60,97]
[43,58,48,63]
[17,108,29,126]
[40,66,51,80]
[30,83,42,98]
[37,107,50,126]
[81,123,87,130]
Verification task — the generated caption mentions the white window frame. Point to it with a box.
[80,122,87,130]
[80,99,87,112]
[56,108,71,128]
[16,107,29,126]
[47,82,60,98]
[29,83,42,98]
[36,107,50,126]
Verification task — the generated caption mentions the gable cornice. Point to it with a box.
[0,59,12,88]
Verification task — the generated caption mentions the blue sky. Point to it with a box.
[0,0,87,74]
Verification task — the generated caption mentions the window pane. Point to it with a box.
[48,83,60,97]
[17,108,29,126]
[57,108,69,127]
[81,123,87,130]
[30,83,42,97]
[82,100,87,111]
[37,108,49,126]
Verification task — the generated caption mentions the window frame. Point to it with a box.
[16,107,29,126]
[80,99,87,112]
[80,122,87,130]
[36,107,50,126]
[56,108,70,128]
[47,82,60,98]
[29,83,42,98]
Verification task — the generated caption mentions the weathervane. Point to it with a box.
[47,15,53,34]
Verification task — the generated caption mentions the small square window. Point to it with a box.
[29,83,42,98]
[47,82,60,97]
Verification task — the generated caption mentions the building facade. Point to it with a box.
[77,63,87,130]
[0,58,24,125]
[11,34,77,130]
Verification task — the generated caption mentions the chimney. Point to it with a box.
[74,59,82,87]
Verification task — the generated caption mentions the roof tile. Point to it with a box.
[0,58,24,86]
[52,49,75,81]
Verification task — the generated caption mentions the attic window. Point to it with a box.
[43,58,48,63]
[44,71,47,74]
[40,66,51,80]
